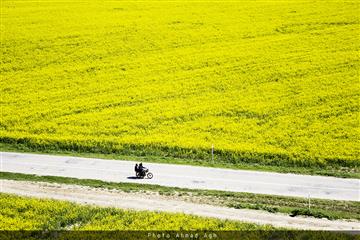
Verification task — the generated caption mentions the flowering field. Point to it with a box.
[0,193,265,230]
[1,0,359,169]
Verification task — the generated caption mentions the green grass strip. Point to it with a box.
[1,143,359,179]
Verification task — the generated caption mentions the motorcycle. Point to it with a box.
[136,167,153,179]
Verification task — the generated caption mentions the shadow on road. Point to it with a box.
[127,176,139,180]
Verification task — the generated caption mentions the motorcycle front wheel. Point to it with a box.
[147,172,153,179]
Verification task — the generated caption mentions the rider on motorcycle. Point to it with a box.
[134,162,153,179]
[134,163,145,176]
[138,163,145,176]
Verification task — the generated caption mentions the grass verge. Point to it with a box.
[1,172,359,221]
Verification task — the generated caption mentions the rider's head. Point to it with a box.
[139,163,142,167]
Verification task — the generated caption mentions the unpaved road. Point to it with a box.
[1,180,359,230]
[1,152,359,201]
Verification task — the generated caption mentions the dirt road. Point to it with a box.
[1,180,359,230]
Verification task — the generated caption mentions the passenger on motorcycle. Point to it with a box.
[134,163,139,174]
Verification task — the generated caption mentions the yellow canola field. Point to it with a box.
[0,193,267,230]
[1,0,359,168]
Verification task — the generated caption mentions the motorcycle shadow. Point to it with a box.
[127,176,141,179]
